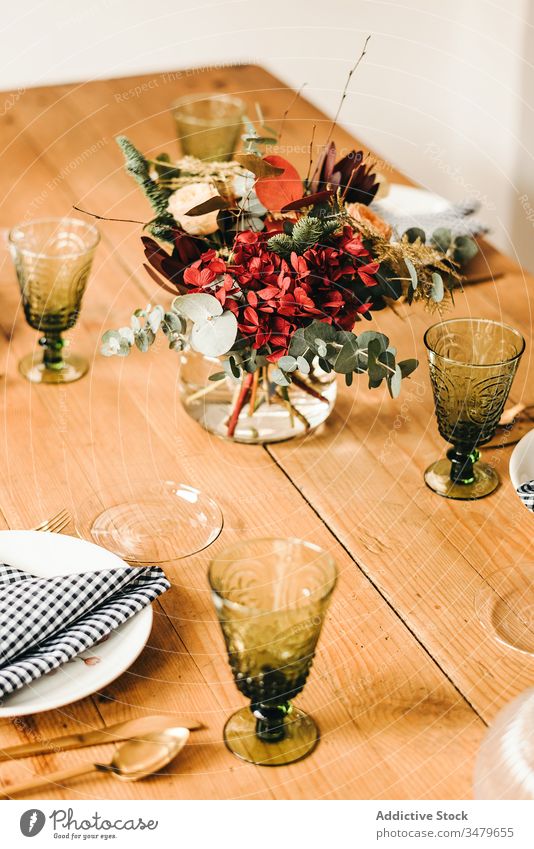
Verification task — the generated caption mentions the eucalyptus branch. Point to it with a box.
[357,347,396,376]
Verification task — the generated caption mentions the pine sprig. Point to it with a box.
[268,215,341,258]
[267,233,293,258]
[116,136,175,241]
[292,216,325,252]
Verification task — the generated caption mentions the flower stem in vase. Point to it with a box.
[264,365,272,405]
[280,386,295,428]
[291,374,329,404]
[227,371,254,437]
[248,369,260,416]
[273,390,311,432]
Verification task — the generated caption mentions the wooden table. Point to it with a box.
[0,64,532,801]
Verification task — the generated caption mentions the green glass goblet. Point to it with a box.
[209,538,337,766]
[424,317,525,499]
[171,93,245,162]
[9,217,99,384]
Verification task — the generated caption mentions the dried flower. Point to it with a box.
[168,183,220,236]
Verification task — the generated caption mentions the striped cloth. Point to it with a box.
[517,481,534,512]
[0,564,169,699]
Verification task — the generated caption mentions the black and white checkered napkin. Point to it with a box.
[517,480,534,512]
[0,563,170,700]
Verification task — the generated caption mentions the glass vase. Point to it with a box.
[209,538,337,766]
[178,349,337,444]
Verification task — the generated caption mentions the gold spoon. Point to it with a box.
[0,726,189,798]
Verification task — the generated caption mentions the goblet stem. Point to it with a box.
[40,332,65,371]
[446,446,480,485]
[252,701,291,743]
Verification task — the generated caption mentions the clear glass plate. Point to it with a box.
[475,564,534,655]
[74,480,223,563]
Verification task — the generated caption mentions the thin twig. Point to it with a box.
[305,124,317,186]
[326,36,371,149]
[310,35,371,184]
[278,83,307,143]
[73,205,145,225]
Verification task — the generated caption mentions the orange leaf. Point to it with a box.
[255,155,303,213]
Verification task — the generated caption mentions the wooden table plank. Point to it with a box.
[0,64,529,800]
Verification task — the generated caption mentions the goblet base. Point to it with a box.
[19,352,88,384]
[223,705,319,766]
[424,457,499,499]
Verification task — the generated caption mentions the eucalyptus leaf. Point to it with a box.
[378,349,396,374]
[208,371,227,382]
[228,355,241,379]
[147,305,164,333]
[303,322,337,347]
[234,153,284,178]
[118,326,135,345]
[172,293,222,323]
[101,330,131,358]
[388,365,403,399]
[278,355,298,372]
[431,228,452,252]
[366,338,384,384]
[135,328,154,353]
[357,331,389,353]
[296,355,310,374]
[453,235,478,265]
[271,368,291,387]
[431,272,444,302]
[404,227,426,244]
[404,257,418,289]
[191,311,238,357]
[242,136,277,146]
[164,311,186,334]
[399,358,419,378]
[334,337,360,374]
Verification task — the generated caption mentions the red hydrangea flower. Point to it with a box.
[181,227,380,359]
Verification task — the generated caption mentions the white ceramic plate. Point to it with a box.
[510,427,534,493]
[374,184,450,217]
[0,531,152,717]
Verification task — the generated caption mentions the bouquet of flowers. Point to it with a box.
[102,124,474,440]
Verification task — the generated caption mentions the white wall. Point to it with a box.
[2,0,533,267]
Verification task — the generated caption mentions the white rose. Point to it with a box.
[167,183,220,236]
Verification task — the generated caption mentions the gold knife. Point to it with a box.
[0,715,203,763]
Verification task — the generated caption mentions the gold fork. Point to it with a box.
[32,508,71,534]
